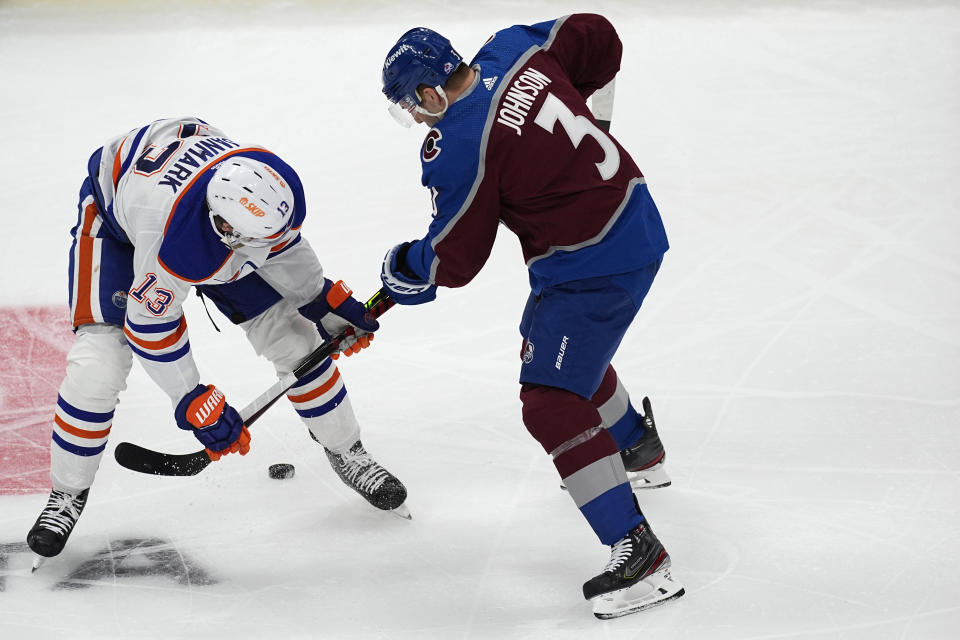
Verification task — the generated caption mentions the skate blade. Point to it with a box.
[626,463,672,490]
[388,503,412,520]
[590,565,685,619]
[31,555,47,573]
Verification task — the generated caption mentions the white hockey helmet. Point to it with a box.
[206,157,296,249]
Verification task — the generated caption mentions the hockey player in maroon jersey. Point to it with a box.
[379,15,684,617]
[27,118,410,569]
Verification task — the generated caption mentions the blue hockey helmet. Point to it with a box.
[382,28,463,125]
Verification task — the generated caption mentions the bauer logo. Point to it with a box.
[261,164,287,189]
[555,335,569,370]
[238,197,266,217]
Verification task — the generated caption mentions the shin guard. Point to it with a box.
[520,384,641,544]
[51,324,132,493]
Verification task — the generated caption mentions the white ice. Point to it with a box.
[0,0,958,638]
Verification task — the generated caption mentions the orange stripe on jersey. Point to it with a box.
[269,226,302,253]
[72,202,100,327]
[112,136,128,188]
[157,252,235,284]
[55,414,111,439]
[287,368,341,403]
[80,200,98,235]
[123,316,187,350]
[269,239,291,253]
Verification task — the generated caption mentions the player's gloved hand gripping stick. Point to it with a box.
[113,288,394,477]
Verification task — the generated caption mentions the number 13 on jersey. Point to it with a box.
[129,273,174,316]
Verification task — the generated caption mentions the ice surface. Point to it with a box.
[0,1,958,638]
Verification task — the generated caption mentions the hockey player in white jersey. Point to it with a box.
[27,117,409,563]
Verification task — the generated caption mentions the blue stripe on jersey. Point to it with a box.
[267,233,302,259]
[117,125,150,186]
[84,149,107,213]
[125,316,183,334]
[83,125,149,245]
[85,149,129,243]
[294,386,347,418]
[195,272,283,325]
[127,340,191,362]
[56,395,114,423]
[527,182,668,294]
[290,357,334,390]
[52,431,107,457]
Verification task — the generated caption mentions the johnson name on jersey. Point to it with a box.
[401,14,669,295]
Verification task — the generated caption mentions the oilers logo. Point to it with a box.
[112,290,128,309]
[521,339,535,364]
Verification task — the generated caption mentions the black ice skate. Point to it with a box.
[27,488,89,567]
[324,440,410,519]
[619,397,672,490]
[583,519,684,619]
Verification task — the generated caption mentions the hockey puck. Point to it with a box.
[268,463,296,480]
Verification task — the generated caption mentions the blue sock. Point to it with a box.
[607,400,644,450]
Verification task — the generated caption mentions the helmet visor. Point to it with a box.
[211,212,296,250]
[387,94,418,128]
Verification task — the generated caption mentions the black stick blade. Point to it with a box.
[111,288,394,478]
[114,442,212,476]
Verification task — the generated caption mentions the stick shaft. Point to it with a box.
[113,288,394,476]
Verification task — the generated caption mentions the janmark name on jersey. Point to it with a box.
[158,137,241,193]
[496,66,552,136]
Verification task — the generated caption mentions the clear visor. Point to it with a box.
[212,213,296,250]
[387,94,419,128]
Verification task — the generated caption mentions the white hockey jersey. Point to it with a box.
[89,117,323,402]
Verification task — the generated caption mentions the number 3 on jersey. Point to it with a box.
[534,93,620,180]
[129,273,174,316]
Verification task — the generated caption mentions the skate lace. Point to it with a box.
[603,536,634,573]
[37,490,82,536]
[338,449,389,494]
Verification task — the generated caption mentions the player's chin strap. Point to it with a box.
[388,85,450,127]
[415,86,450,119]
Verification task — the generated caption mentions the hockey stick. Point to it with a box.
[113,288,395,477]
[591,78,616,132]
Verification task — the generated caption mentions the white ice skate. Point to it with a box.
[583,520,685,619]
[589,561,685,619]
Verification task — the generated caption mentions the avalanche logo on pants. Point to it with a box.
[522,339,535,364]
[187,386,225,428]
